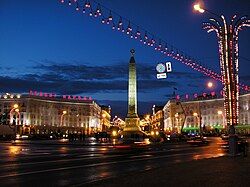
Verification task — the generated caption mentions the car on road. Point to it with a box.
[221,134,229,140]
[187,136,209,146]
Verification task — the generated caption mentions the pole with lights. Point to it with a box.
[194,3,250,155]
[193,112,202,136]
[218,110,225,129]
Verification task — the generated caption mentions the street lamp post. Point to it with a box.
[173,88,187,134]
[218,110,225,130]
[193,112,202,136]
[102,113,106,132]
[174,113,179,133]
[9,104,19,143]
[194,3,250,156]
[60,110,67,127]
[145,114,152,133]
[177,102,187,134]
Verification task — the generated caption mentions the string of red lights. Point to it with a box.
[59,0,249,91]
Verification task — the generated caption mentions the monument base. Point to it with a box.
[123,117,141,132]
[122,117,148,143]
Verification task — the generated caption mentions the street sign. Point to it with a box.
[166,62,172,72]
[156,61,172,79]
[157,73,167,79]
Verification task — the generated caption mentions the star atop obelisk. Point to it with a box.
[130,49,135,56]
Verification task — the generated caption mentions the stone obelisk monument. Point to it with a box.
[123,49,141,135]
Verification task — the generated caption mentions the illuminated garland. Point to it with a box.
[58,0,250,91]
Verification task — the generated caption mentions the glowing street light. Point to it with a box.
[193,4,205,13]
[150,130,159,137]
[217,110,223,115]
[193,112,198,117]
[13,104,19,109]
[207,81,213,88]
[112,130,117,137]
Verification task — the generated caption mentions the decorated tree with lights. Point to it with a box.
[203,15,250,126]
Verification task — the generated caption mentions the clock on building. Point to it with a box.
[156,63,166,73]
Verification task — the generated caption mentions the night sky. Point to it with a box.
[0,0,250,118]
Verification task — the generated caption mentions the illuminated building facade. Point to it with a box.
[151,105,164,131]
[0,93,102,136]
[163,93,250,134]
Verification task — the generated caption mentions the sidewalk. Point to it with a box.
[86,155,250,187]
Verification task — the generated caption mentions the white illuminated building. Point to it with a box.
[163,93,250,134]
[0,92,101,135]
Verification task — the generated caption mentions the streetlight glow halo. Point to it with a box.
[193,3,205,13]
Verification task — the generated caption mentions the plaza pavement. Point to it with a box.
[86,154,250,187]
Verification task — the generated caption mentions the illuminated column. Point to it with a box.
[124,49,141,133]
[127,49,138,118]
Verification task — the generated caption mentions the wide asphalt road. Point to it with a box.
[0,137,226,186]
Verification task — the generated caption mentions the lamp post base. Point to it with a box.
[229,135,237,156]
[228,125,237,156]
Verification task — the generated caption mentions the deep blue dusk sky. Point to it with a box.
[0,0,250,118]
